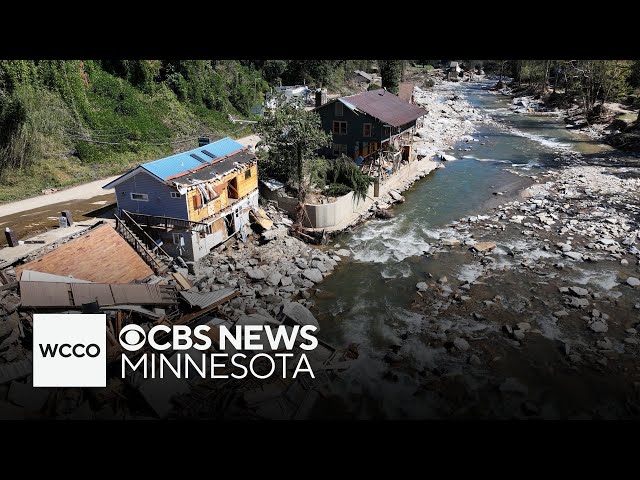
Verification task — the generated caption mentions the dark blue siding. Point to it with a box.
[114,172,188,219]
[316,102,385,159]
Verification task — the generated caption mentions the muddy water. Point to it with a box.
[0,193,115,246]
[312,80,633,418]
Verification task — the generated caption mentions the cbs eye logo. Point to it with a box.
[119,324,147,351]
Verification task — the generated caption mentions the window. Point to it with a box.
[245,169,252,179]
[335,102,344,117]
[170,192,181,198]
[363,123,372,137]
[332,121,347,135]
[130,193,148,201]
[332,144,347,156]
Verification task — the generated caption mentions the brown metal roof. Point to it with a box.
[340,89,426,127]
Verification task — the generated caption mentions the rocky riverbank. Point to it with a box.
[489,81,640,153]
[402,162,640,418]
[193,203,352,326]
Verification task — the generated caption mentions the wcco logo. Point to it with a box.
[33,314,106,387]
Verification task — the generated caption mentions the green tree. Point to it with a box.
[256,99,331,223]
[378,60,402,94]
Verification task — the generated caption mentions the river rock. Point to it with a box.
[280,276,292,287]
[556,242,572,252]
[554,310,569,318]
[564,251,584,261]
[468,354,482,365]
[311,260,329,273]
[472,241,496,253]
[266,271,282,286]
[589,321,608,333]
[302,268,324,283]
[621,259,629,266]
[438,276,448,284]
[416,282,428,292]
[596,337,613,350]
[513,329,526,340]
[442,238,460,246]
[627,277,640,287]
[246,267,266,280]
[281,301,319,329]
[569,286,589,297]
[453,337,470,351]
[389,190,405,203]
[516,322,531,332]
[295,258,308,269]
[569,297,589,308]
[335,249,351,257]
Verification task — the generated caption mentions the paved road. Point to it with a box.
[0,134,262,218]
[0,176,120,218]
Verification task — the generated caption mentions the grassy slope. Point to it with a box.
[0,64,250,204]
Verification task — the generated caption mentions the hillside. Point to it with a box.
[0,60,269,202]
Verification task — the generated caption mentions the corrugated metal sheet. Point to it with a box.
[172,151,256,185]
[141,137,245,180]
[180,288,237,309]
[199,137,244,158]
[340,90,426,127]
[111,284,166,305]
[19,270,92,283]
[71,284,113,306]
[19,281,178,308]
[20,282,72,307]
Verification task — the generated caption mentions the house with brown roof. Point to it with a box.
[314,89,426,162]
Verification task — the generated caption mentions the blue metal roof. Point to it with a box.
[141,137,245,180]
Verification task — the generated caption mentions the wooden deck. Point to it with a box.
[16,224,153,283]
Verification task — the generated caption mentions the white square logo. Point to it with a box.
[33,314,106,387]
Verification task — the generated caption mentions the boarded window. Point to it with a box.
[363,123,372,137]
[245,169,252,179]
[332,121,347,135]
[192,192,203,209]
[335,102,344,117]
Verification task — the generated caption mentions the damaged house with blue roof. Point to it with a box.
[104,137,258,262]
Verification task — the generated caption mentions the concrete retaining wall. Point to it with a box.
[261,159,434,229]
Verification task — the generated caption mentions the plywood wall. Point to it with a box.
[186,164,257,223]
[234,165,258,199]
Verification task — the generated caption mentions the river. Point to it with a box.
[311,80,632,418]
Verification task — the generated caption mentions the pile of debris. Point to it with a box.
[0,202,356,419]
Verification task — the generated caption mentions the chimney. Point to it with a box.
[315,88,327,108]
[198,136,210,147]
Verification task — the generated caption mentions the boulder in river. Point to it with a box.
[627,277,640,287]
[471,241,497,253]
[302,268,324,283]
[282,301,319,330]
